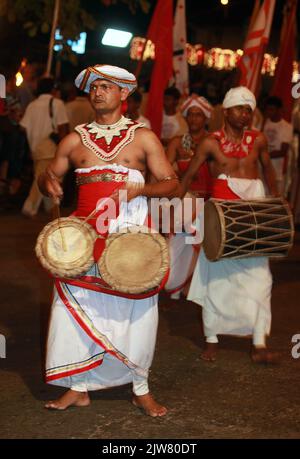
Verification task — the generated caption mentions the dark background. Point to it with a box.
[0,0,298,101]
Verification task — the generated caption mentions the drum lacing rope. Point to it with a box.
[248,202,258,254]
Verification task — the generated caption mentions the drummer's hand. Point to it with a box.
[44,170,64,205]
[111,182,143,203]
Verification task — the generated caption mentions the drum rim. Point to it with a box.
[203,199,226,261]
[98,226,169,294]
[35,216,97,278]
[281,199,295,255]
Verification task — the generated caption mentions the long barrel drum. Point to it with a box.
[203,198,294,261]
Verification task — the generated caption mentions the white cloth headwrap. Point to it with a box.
[223,86,256,111]
[181,94,212,119]
[75,65,137,95]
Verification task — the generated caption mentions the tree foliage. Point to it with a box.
[101,0,150,14]
[0,0,151,65]
[0,0,95,40]
[0,0,151,39]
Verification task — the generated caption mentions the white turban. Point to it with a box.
[181,94,212,119]
[75,65,137,95]
[223,86,256,111]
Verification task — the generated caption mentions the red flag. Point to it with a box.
[271,0,297,122]
[238,0,276,96]
[145,0,173,137]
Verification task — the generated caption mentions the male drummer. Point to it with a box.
[38,65,181,415]
[181,86,279,364]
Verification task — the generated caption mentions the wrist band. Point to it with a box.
[46,168,58,181]
[161,174,179,182]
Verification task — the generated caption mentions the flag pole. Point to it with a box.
[46,0,60,76]
[135,38,148,79]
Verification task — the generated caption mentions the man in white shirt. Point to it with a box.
[161,87,188,147]
[263,96,293,196]
[20,77,69,216]
[125,90,151,129]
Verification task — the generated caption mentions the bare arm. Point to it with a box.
[142,130,182,198]
[118,129,181,201]
[257,133,279,197]
[38,132,79,202]
[166,136,181,166]
[269,142,289,159]
[180,137,211,197]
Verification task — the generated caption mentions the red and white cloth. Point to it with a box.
[46,164,159,396]
[181,94,212,119]
[210,128,260,159]
[75,65,137,95]
[238,0,275,95]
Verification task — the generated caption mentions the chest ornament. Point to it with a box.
[75,116,145,162]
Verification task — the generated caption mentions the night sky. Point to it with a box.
[0,0,298,79]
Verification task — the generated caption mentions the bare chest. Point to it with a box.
[70,141,146,173]
[210,148,259,178]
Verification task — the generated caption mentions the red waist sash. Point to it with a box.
[73,169,128,227]
[212,178,240,200]
[72,169,128,260]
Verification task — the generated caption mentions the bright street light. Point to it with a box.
[101,28,133,48]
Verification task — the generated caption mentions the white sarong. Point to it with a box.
[165,192,201,295]
[188,176,272,341]
[165,233,198,294]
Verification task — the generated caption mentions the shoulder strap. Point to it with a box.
[49,97,56,131]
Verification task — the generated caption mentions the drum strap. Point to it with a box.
[55,269,170,300]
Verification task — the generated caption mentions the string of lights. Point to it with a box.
[129,37,299,81]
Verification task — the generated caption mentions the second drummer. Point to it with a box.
[181,86,279,364]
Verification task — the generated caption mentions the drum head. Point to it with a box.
[35,217,97,278]
[203,200,224,261]
[98,226,169,294]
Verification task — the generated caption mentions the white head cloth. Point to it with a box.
[223,86,256,111]
[75,65,137,95]
[181,94,212,118]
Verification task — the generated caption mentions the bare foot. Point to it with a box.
[132,393,167,417]
[200,343,218,362]
[251,347,281,364]
[45,389,90,410]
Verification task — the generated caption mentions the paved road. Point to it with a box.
[0,210,299,439]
